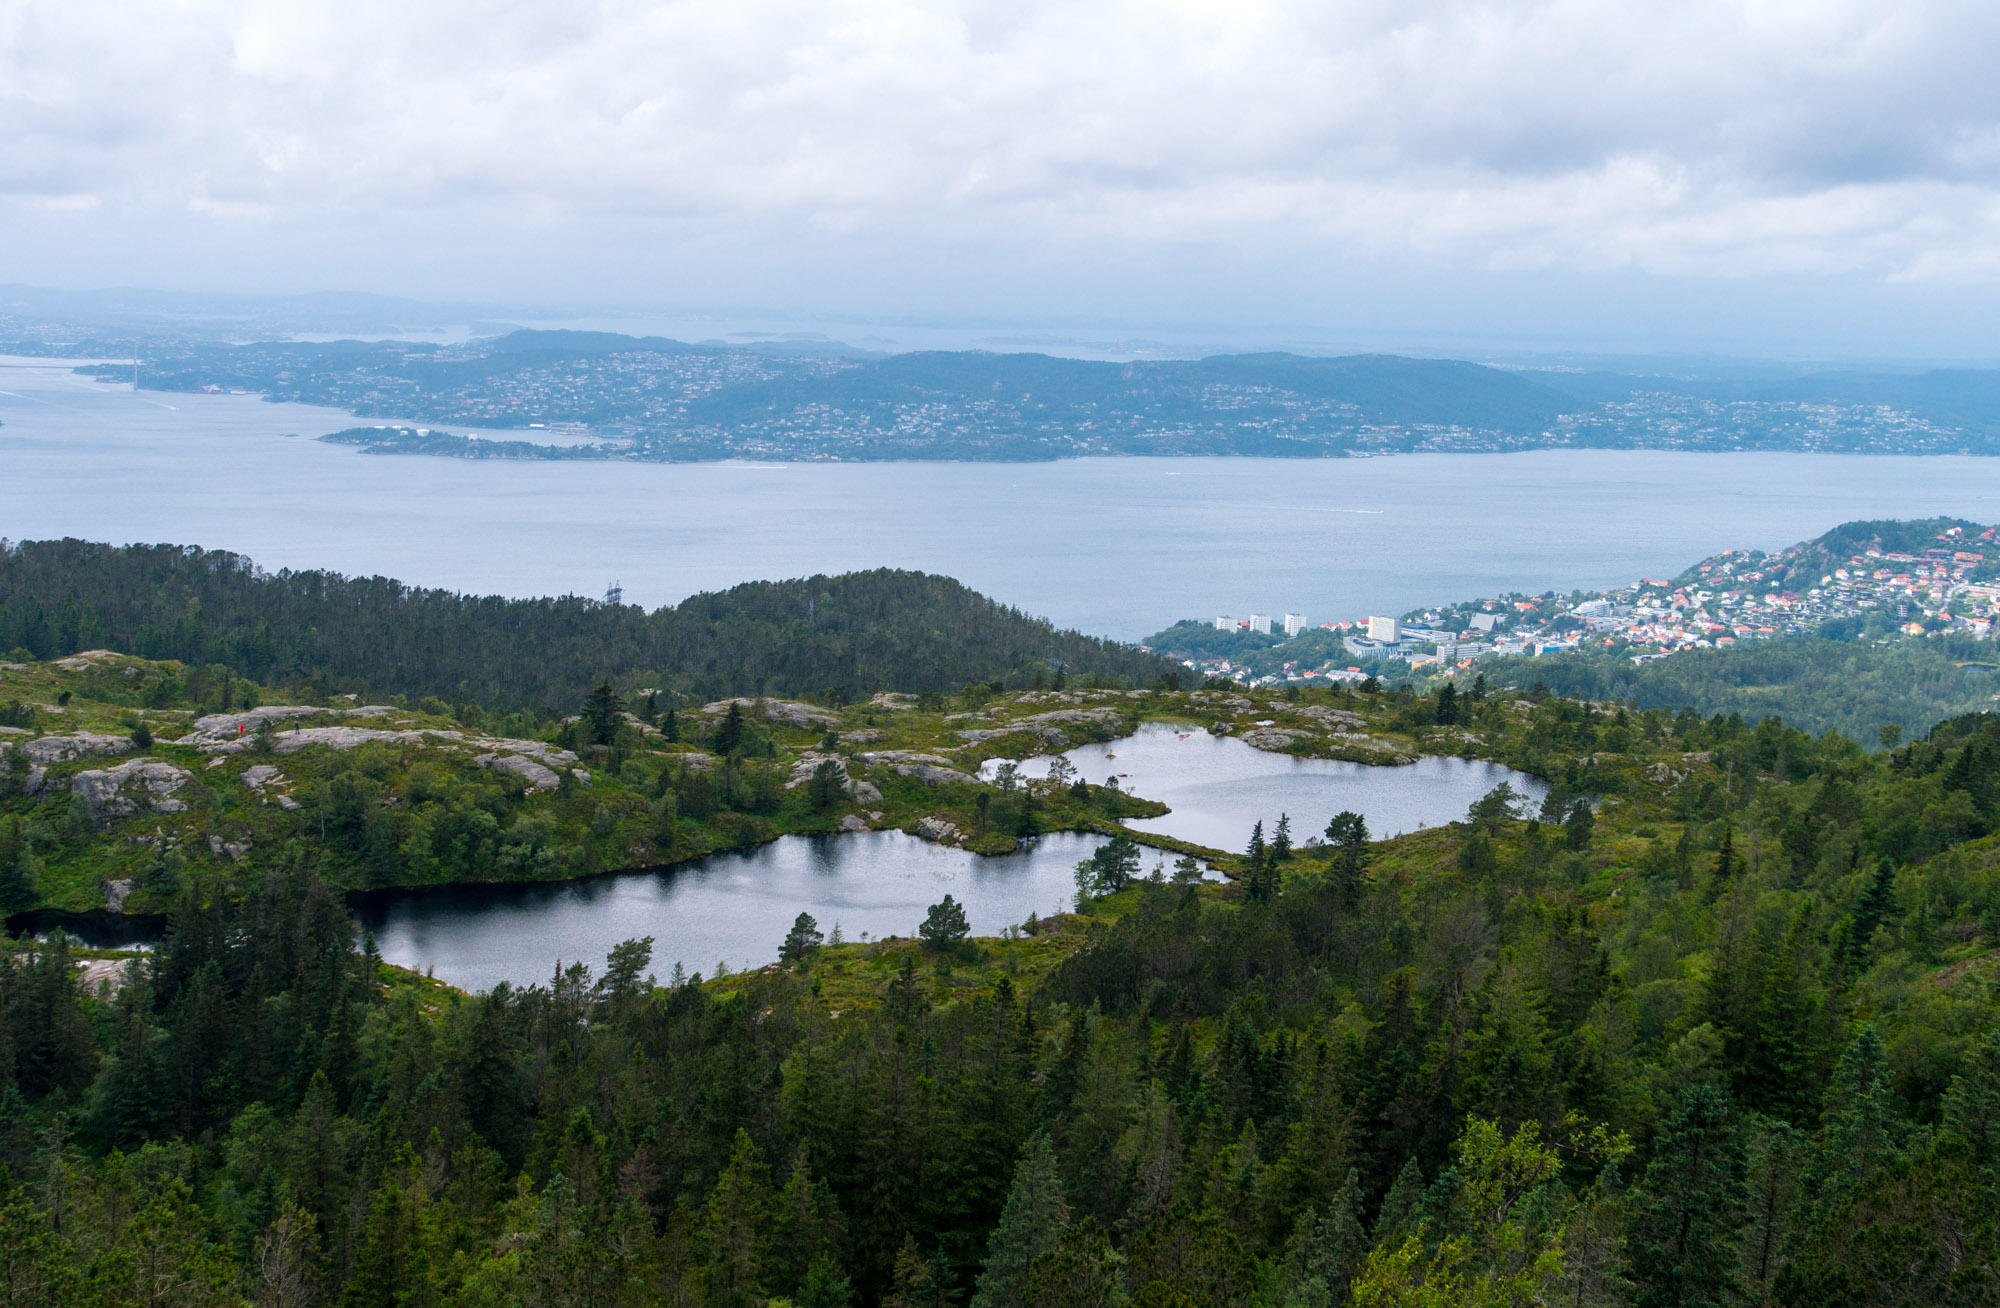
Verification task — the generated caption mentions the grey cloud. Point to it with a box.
[5,0,2000,304]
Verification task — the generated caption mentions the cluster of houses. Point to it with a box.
[1185,525,2000,686]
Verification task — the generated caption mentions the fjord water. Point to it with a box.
[354,831,1108,993]
[6,358,2000,638]
[1006,724,1550,850]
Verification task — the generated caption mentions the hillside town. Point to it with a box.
[1169,523,2000,686]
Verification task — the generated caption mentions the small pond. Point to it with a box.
[353,830,1114,993]
[992,723,1548,852]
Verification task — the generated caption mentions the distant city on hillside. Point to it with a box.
[17,324,2000,461]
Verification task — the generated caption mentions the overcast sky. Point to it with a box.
[8,1,2000,357]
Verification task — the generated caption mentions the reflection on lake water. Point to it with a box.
[997,723,1548,851]
[354,830,1109,994]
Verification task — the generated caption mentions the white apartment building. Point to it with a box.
[1248,614,1273,634]
[1283,613,1307,637]
[1214,616,1234,631]
[1367,615,1401,642]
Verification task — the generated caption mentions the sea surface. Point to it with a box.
[6,357,2000,639]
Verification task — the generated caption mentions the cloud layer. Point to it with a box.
[7,1,2000,342]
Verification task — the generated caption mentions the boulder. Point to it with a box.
[916,816,964,845]
[839,814,869,833]
[102,878,136,912]
[240,764,283,792]
[208,834,251,862]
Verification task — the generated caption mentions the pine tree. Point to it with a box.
[1272,814,1293,861]
[920,896,971,953]
[782,912,825,964]
[1626,1084,1745,1308]
[1435,681,1458,726]
[971,1134,1069,1308]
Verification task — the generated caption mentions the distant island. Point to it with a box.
[57,327,2000,461]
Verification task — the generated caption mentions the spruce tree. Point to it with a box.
[972,1134,1070,1308]
[0,816,34,913]
[1804,1025,1899,1227]
[581,679,624,747]
[1943,1029,2000,1168]
[1626,1084,1745,1308]
[714,701,747,754]
[1847,858,1898,969]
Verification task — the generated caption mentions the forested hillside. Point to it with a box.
[7,671,2000,1302]
[0,539,1173,707]
[1495,636,2000,742]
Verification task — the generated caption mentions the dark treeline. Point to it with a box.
[6,698,2000,1303]
[0,540,1173,708]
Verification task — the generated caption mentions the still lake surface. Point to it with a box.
[1001,724,1549,850]
[5,357,2000,639]
[359,731,1543,990]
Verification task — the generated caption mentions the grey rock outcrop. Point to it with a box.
[272,727,432,754]
[700,697,843,729]
[183,706,326,740]
[476,753,561,791]
[25,733,133,764]
[955,708,1127,750]
[1240,727,1314,751]
[858,751,979,785]
[70,758,192,817]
